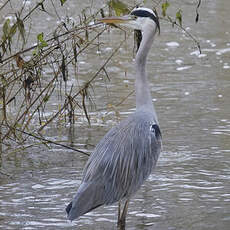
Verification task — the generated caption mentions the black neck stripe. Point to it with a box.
[130,10,160,33]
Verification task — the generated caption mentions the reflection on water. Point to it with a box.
[1,0,230,229]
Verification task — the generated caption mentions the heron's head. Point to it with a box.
[99,7,160,34]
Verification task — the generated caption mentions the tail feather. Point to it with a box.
[66,182,104,221]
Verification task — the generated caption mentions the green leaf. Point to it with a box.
[9,24,17,37]
[17,18,26,44]
[109,0,129,16]
[43,95,50,102]
[32,48,38,56]
[162,1,170,17]
[42,41,48,47]
[37,32,44,42]
[37,32,48,48]
[60,0,67,6]
[3,19,10,35]
[176,9,182,26]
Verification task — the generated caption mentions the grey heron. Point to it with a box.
[66,7,162,229]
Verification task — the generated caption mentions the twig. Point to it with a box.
[2,74,58,140]
[22,0,46,21]
[160,17,201,54]
[3,125,90,156]
[115,90,134,107]
[37,27,113,131]
[195,0,202,23]
[0,0,10,12]
[38,28,129,132]
[1,23,102,64]
[0,170,13,178]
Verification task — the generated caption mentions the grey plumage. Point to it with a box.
[67,111,161,220]
[66,7,162,226]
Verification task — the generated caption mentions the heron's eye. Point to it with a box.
[131,15,138,20]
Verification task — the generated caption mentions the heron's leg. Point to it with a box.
[117,199,130,230]
[121,199,129,224]
[117,201,121,224]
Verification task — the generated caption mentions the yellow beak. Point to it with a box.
[98,15,135,25]
[98,15,141,31]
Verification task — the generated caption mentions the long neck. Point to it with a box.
[135,26,158,122]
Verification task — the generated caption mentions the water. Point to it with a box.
[1,0,230,229]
